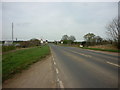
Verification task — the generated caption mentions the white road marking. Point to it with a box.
[59,81,64,88]
[57,78,59,82]
[70,50,92,58]
[54,61,56,65]
[106,61,120,67]
[57,78,64,88]
[51,54,55,62]
[84,54,92,58]
[50,47,55,61]
[50,47,64,88]
[53,57,54,61]
[56,68,59,74]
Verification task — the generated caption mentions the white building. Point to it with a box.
[40,39,43,44]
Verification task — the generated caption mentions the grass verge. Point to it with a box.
[58,44,79,47]
[80,47,120,53]
[2,45,50,82]
[58,44,119,53]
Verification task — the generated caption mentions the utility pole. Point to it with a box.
[12,22,13,43]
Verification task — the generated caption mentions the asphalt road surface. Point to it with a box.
[50,44,119,88]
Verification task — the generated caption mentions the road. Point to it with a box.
[3,44,119,88]
[50,44,119,88]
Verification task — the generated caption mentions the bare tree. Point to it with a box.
[106,17,119,47]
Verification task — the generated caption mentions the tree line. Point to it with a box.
[61,35,76,44]
[61,17,119,49]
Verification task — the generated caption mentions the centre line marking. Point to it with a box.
[69,50,92,58]
[106,61,120,67]
[56,68,59,74]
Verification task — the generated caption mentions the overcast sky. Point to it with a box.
[2,2,118,41]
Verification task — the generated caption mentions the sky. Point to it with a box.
[2,2,118,41]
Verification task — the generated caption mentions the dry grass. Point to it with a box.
[88,44,117,50]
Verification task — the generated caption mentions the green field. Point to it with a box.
[2,45,50,82]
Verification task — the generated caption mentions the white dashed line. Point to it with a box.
[56,68,59,74]
[51,54,55,62]
[50,47,64,88]
[53,57,54,61]
[54,61,56,65]
[84,54,92,58]
[59,81,64,88]
[57,78,60,82]
[70,50,92,58]
[57,78,64,88]
[106,61,120,67]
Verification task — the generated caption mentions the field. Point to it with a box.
[82,44,119,52]
[2,45,50,82]
[88,44,117,50]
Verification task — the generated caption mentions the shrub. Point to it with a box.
[2,45,16,52]
[20,40,40,48]
[20,41,30,48]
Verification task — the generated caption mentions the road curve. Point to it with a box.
[50,44,119,88]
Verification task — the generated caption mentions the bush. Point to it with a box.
[20,41,30,48]
[20,40,40,48]
[63,40,73,44]
[2,45,16,52]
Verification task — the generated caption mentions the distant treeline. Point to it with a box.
[59,33,119,49]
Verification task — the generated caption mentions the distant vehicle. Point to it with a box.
[15,43,20,47]
[61,41,63,44]
[79,45,83,47]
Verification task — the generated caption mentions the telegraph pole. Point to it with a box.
[12,22,13,43]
